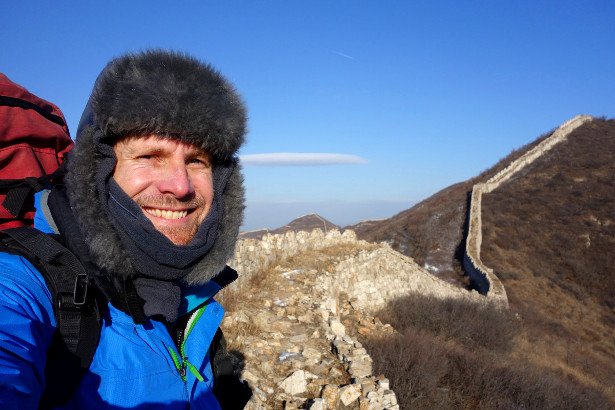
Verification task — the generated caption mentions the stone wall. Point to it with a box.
[323,245,484,312]
[230,228,485,312]
[231,229,360,284]
[463,115,593,307]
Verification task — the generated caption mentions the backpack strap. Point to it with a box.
[0,163,66,219]
[0,226,102,407]
[47,186,147,325]
[210,266,253,408]
[0,95,67,127]
[210,328,253,409]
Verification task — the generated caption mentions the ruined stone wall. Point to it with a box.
[482,115,593,193]
[231,229,359,281]
[464,115,593,307]
[230,228,485,312]
[324,245,484,312]
[464,182,507,304]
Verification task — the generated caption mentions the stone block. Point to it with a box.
[339,384,361,406]
[348,360,372,378]
[321,384,339,409]
[279,370,308,395]
[383,390,397,407]
[329,319,346,337]
[376,378,389,391]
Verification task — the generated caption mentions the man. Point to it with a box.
[0,50,250,408]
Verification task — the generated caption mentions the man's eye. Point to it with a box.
[138,154,154,159]
[189,158,209,166]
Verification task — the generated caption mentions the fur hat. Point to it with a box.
[66,50,246,285]
[77,49,246,160]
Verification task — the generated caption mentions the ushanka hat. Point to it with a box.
[76,49,246,160]
[65,50,247,295]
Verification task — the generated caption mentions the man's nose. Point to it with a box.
[156,161,195,198]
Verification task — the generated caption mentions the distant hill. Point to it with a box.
[343,218,386,233]
[240,213,340,240]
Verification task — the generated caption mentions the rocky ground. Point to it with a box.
[221,262,400,409]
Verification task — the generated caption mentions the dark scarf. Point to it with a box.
[93,131,233,322]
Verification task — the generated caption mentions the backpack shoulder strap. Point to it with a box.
[0,226,102,407]
[211,327,253,409]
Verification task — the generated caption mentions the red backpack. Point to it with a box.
[0,74,100,407]
[0,73,73,229]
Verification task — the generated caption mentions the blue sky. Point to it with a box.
[2,1,614,231]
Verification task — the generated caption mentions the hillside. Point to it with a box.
[480,117,615,395]
[354,129,554,288]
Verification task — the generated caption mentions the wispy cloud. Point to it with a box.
[331,50,354,59]
[240,153,369,166]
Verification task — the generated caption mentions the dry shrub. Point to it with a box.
[380,293,517,352]
[477,118,615,403]
[365,329,450,408]
[363,292,612,409]
[447,348,611,410]
[482,119,615,308]
[216,285,240,313]
[222,319,261,352]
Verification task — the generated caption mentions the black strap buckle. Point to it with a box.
[57,273,88,311]
[73,273,88,307]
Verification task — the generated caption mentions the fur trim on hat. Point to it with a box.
[66,50,246,285]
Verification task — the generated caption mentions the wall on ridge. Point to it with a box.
[463,115,594,307]
[229,117,592,311]
[229,229,485,312]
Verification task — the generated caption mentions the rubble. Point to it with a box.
[222,256,400,409]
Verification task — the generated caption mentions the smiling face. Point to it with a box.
[112,135,214,245]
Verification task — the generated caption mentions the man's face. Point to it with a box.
[112,135,214,245]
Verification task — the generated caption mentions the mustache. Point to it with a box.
[135,194,204,209]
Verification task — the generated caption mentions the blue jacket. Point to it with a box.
[0,193,225,409]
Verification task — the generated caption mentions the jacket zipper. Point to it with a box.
[168,303,208,382]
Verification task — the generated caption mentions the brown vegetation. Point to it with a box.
[479,118,615,402]
[362,294,612,409]
[482,118,615,309]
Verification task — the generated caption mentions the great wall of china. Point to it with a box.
[230,115,593,312]
[462,114,593,308]
[224,115,593,408]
